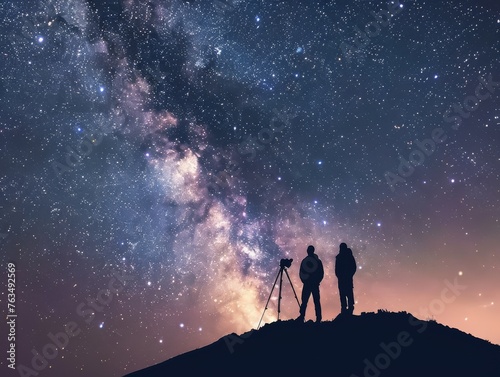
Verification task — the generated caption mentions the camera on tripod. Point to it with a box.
[258,258,300,329]
[280,258,293,269]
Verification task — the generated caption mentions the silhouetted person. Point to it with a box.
[297,245,324,323]
[335,243,357,315]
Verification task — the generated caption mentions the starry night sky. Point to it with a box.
[1,0,500,376]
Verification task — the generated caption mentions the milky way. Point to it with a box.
[1,0,499,376]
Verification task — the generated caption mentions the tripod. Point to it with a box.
[257,263,301,329]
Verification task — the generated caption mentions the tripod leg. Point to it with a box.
[284,268,301,308]
[257,267,281,329]
[277,268,284,321]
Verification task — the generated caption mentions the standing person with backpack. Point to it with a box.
[335,243,357,315]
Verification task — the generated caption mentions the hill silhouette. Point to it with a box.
[125,311,500,377]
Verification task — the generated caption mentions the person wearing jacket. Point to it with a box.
[335,242,357,315]
[297,245,324,323]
